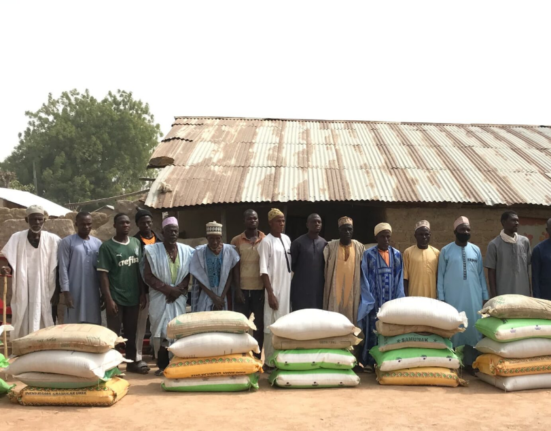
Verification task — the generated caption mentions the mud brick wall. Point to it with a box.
[385,205,551,258]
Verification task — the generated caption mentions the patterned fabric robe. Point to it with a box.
[358,246,405,366]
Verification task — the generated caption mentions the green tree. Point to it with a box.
[3,89,162,204]
[0,170,35,192]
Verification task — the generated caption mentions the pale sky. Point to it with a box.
[1,1,550,162]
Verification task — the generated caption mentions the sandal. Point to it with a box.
[362,365,375,374]
[154,368,165,376]
[127,361,150,374]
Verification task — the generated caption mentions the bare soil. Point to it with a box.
[1,362,549,431]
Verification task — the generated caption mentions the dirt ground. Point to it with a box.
[1,361,550,431]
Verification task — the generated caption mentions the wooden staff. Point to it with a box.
[2,276,7,358]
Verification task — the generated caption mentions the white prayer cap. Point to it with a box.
[374,222,392,237]
[162,216,178,228]
[206,221,223,236]
[338,216,353,227]
[415,220,430,231]
[454,216,470,230]
[26,205,45,216]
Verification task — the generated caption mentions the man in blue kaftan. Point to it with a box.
[190,221,240,312]
[358,223,404,368]
[58,212,102,324]
[437,216,489,356]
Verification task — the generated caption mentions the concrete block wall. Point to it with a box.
[385,205,551,257]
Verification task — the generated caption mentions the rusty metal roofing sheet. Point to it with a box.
[145,118,551,208]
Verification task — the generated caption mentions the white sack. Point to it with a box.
[5,349,127,379]
[168,332,260,358]
[269,309,358,341]
[477,372,551,392]
[475,337,551,359]
[377,297,468,330]
[378,355,461,372]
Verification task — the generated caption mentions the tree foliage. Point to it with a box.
[2,90,162,204]
[0,170,35,192]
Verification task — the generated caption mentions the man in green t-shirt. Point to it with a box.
[98,213,149,374]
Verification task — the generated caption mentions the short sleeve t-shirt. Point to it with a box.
[97,237,141,306]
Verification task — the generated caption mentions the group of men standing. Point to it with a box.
[2,205,551,373]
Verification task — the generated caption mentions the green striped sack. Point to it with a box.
[269,369,360,389]
[476,317,551,342]
[370,346,461,371]
[269,349,356,370]
[162,374,259,392]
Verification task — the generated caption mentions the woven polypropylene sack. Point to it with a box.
[475,337,551,359]
[269,349,356,371]
[166,311,256,339]
[473,353,551,377]
[377,333,452,353]
[14,368,122,389]
[375,321,462,338]
[475,317,551,342]
[376,367,466,387]
[14,377,129,407]
[12,324,124,356]
[168,332,259,358]
[476,372,551,392]
[162,374,259,392]
[370,346,461,371]
[377,297,467,330]
[163,352,263,379]
[269,309,359,341]
[480,295,551,320]
[5,350,128,379]
[269,369,360,389]
[271,334,361,350]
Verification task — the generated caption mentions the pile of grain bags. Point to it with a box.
[474,295,551,392]
[372,297,467,387]
[4,324,130,406]
[268,309,361,389]
[0,353,13,397]
[162,310,262,392]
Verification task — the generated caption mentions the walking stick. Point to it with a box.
[2,276,7,358]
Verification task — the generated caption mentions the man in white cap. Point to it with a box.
[143,216,194,374]
[1,205,61,339]
[323,216,365,324]
[190,221,240,312]
[403,220,440,298]
[437,216,489,361]
[257,208,292,364]
[358,222,404,369]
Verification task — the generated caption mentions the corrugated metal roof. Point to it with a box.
[0,188,71,216]
[145,117,551,208]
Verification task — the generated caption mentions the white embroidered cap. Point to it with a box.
[206,221,223,236]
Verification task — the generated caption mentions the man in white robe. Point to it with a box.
[143,217,194,374]
[1,205,61,340]
[258,208,292,365]
[190,221,240,312]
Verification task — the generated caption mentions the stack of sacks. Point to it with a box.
[474,295,551,392]
[0,353,14,397]
[372,297,467,388]
[162,310,263,392]
[268,309,362,389]
[4,324,130,406]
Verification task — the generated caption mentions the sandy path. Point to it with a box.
[1,365,549,431]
